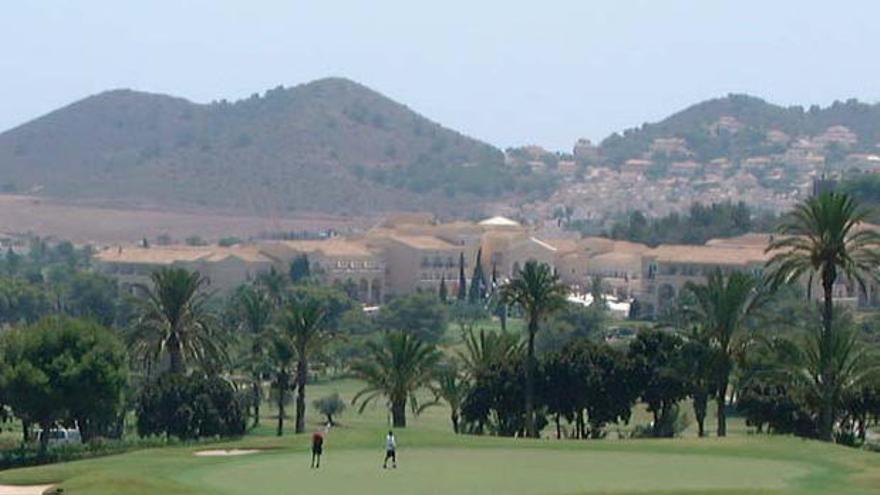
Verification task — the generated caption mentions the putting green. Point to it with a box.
[179,447,812,495]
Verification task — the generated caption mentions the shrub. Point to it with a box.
[136,374,246,440]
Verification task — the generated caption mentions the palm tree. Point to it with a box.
[234,286,275,427]
[257,266,288,308]
[682,269,768,437]
[500,260,568,438]
[278,298,330,434]
[423,363,469,433]
[757,321,879,441]
[268,327,295,436]
[457,327,522,379]
[351,332,441,427]
[766,192,880,440]
[129,267,224,375]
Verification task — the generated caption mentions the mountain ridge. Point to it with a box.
[0,77,525,217]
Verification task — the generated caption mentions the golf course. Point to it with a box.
[0,379,878,495]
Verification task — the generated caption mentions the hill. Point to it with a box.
[0,78,550,216]
[598,94,880,165]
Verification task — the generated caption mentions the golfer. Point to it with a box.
[311,430,324,468]
[383,430,397,469]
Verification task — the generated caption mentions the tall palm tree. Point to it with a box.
[268,327,295,436]
[766,192,880,440]
[682,269,768,436]
[278,298,329,434]
[500,260,568,438]
[351,332,441,427]
[129,267,224,375]
[235,286,275,427]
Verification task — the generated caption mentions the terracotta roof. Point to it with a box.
[95,246,210,264]
[389,235,458,250]
[95,245,273,265]
[277,239,376,257]
[705,233,775,249]
[649,244,771,265]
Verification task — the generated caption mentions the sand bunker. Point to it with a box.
[194,449,261,457]
[0,485,56,495]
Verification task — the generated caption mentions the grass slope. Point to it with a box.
[0,379,878,495]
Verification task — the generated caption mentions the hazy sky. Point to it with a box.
[2,1,878,150]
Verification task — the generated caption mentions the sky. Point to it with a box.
[1,0,878,151]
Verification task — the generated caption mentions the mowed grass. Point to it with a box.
[0,379,879,495]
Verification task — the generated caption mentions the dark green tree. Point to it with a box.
[500,260,568,438]
[289,254,311,284]
[468,248,487,303]
[1,316,128,451]
[628,330,688,437]
[378,291,449,343]
[457,252,467,301]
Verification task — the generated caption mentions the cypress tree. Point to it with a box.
[468,248,486,303]
[457,252,467,300]
[439,276,448,302]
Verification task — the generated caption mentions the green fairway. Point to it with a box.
[0,378,878,495]
[179,447,810,495]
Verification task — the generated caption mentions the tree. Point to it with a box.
[500,260,568,438]
[312,392,346,426]
[461,355,533,436]
[129,268,224,375]
[759,319,879,442]
[233,286,275,427]
[136,373,245,440]
[457,252,467,301]
[288,284,356,331]
[424,363,469,433]
[378,292,449,343]
[0,317,128,451]
[627,330,688,437]
[547,339,635,439]
[766,192,880,441]
[289,254,311,284]
[0,277,51,325]
[278,299,330,434]
[676,329,715,437]
[351,332,441,427]
[681,269,768,436]
[457,327,522,380]
[468,248,486,304]
[439,276,448,303]
[257,266,288,308]
[268,325,295,436]
[60,271,120,327]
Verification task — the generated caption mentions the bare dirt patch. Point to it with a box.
[0,194,372,245]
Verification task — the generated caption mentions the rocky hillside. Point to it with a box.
[0,78,548,216]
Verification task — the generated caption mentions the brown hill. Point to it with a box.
[0,78,544,216]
